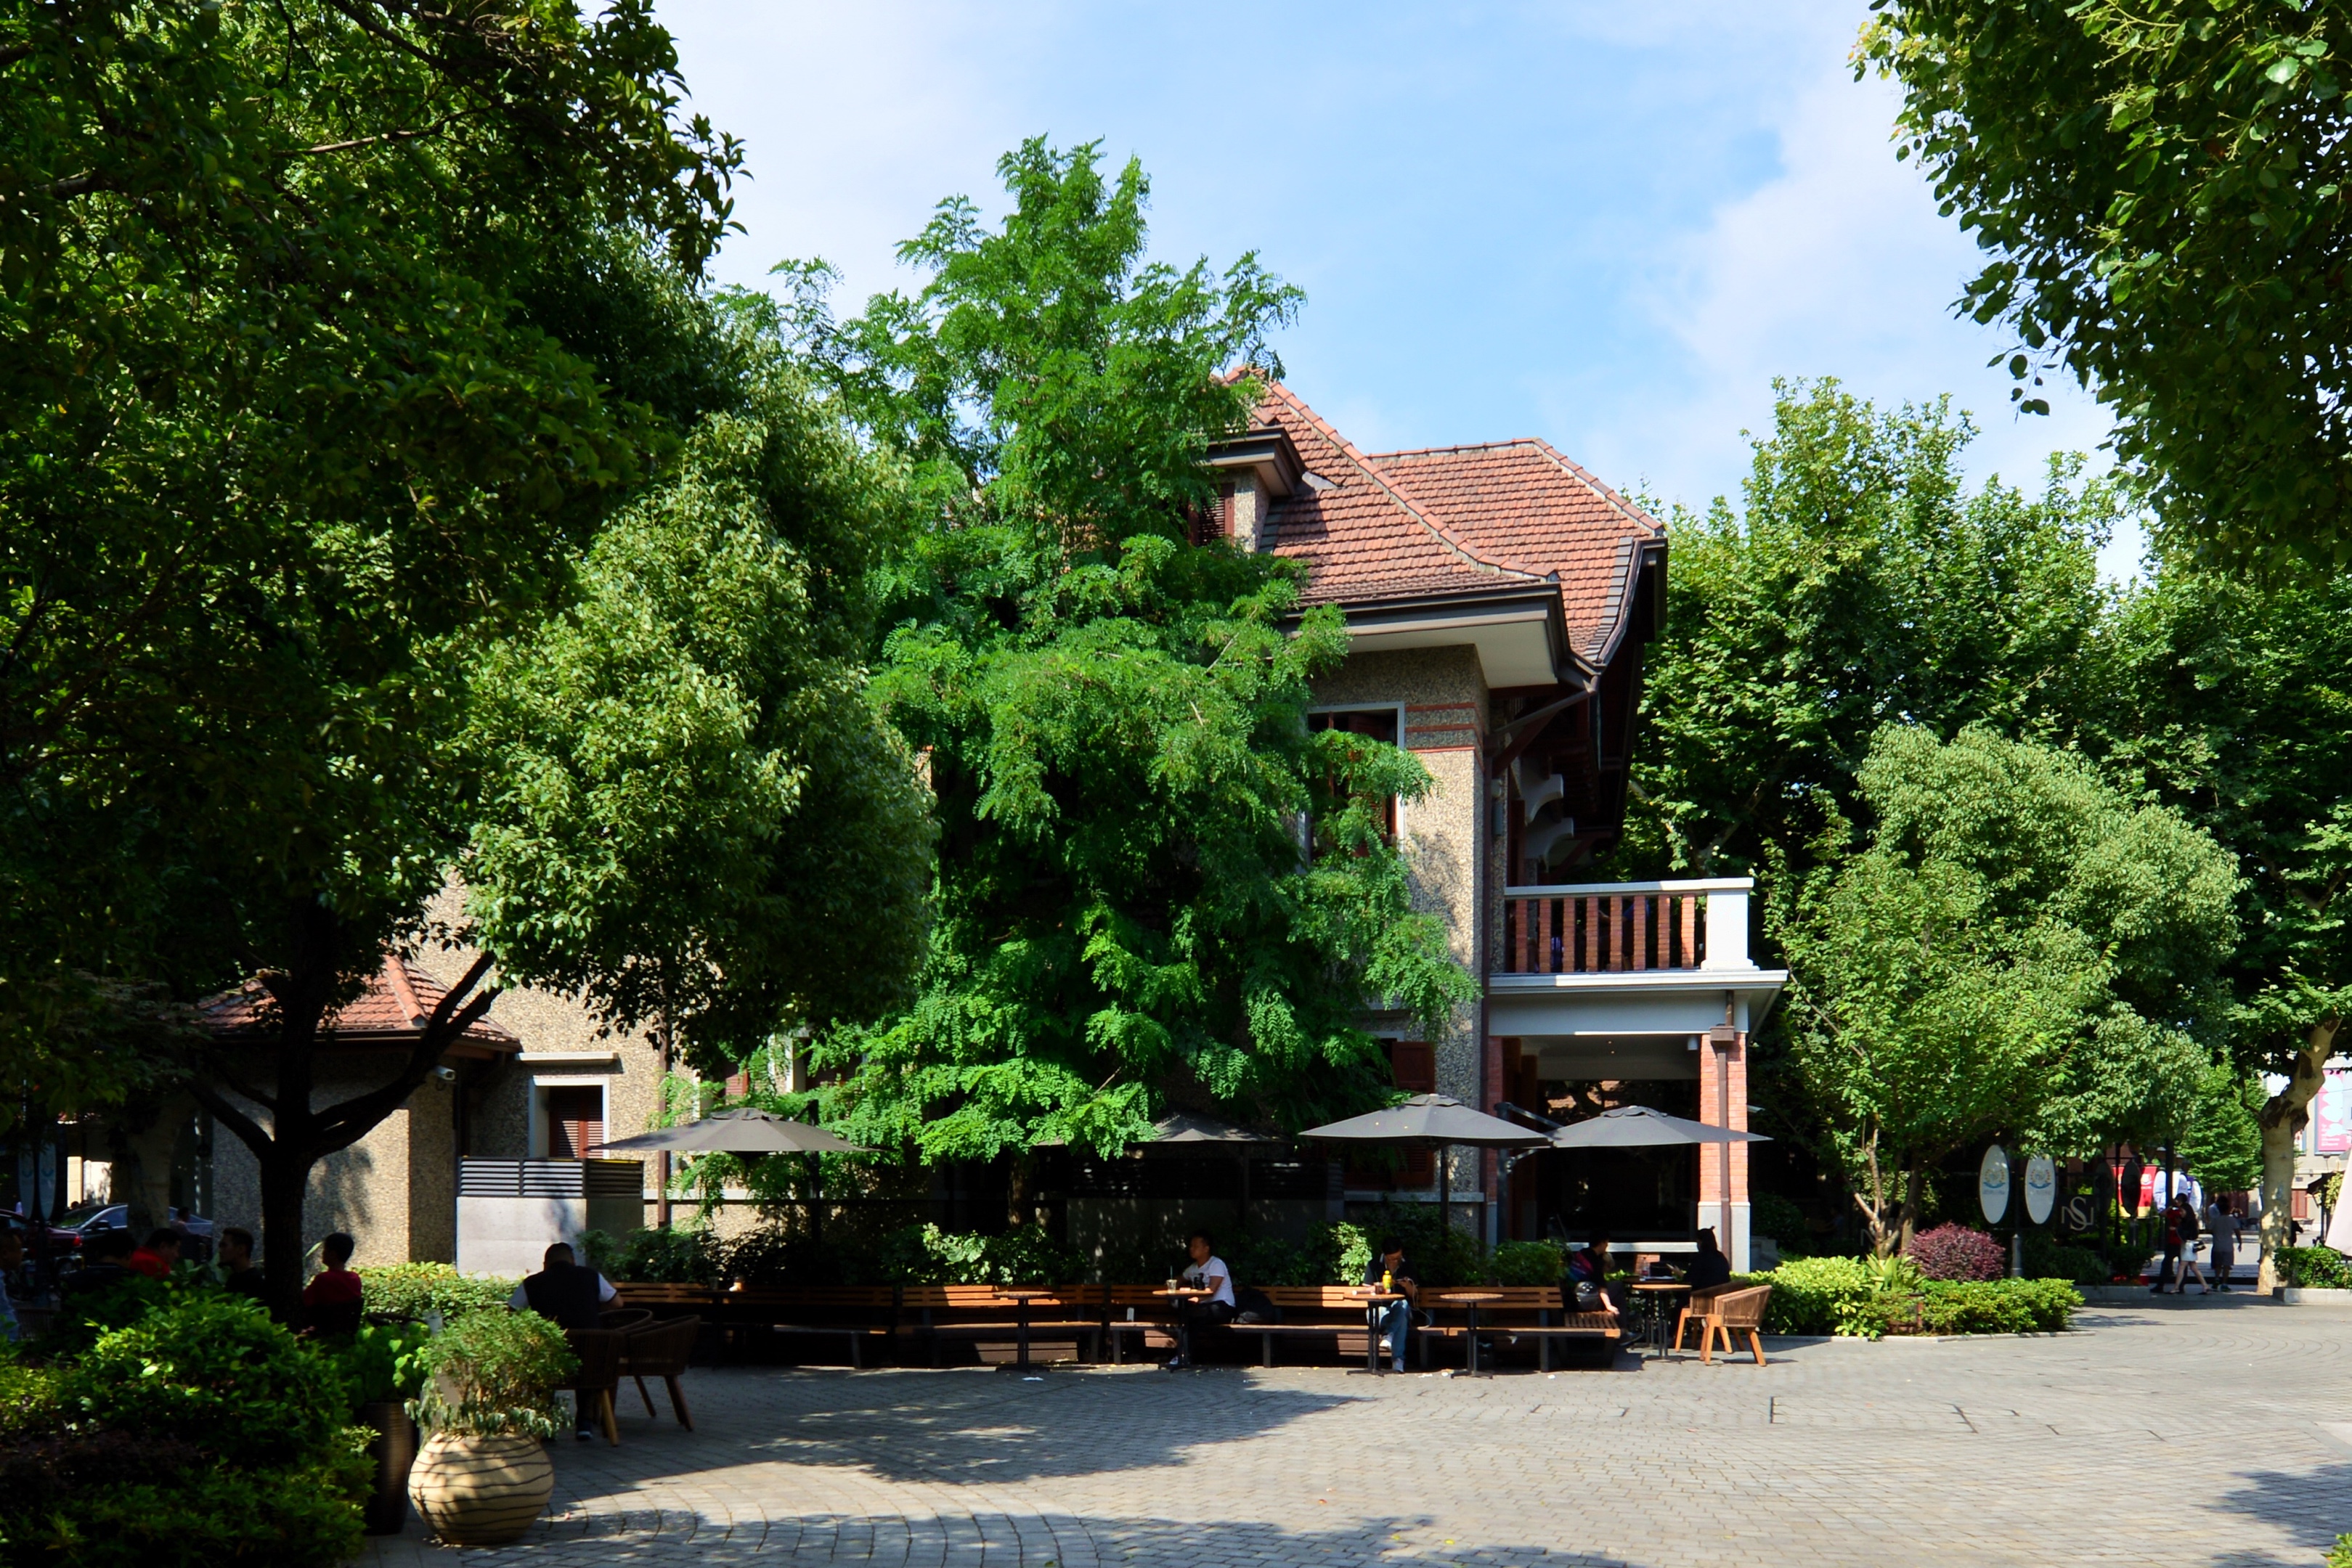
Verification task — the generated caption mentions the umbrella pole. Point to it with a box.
[1438,1145,1451,1243]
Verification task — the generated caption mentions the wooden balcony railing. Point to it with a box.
[1497,878,1754,976]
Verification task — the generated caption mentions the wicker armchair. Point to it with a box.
[619,1315,701,1431]
[563,1327,627,1445]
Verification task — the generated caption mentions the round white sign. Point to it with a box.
[1978,1144,2011,1225]
[2023,1154,2057,1226]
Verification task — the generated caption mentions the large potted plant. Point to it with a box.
[405,1310,577,1547]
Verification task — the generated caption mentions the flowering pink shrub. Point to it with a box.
[1907,1222,2006,1281]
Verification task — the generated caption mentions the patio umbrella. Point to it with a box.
[1544,1105,1771,1148]
[593,1106,868,1156]
[1299,1094,1547,1230]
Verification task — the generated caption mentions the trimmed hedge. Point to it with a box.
[2281,1246,2351,1289]
[358,1261,517,1320]
[1736,1257,2081,1338]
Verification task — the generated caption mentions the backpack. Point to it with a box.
[1232,1285,1279,1324]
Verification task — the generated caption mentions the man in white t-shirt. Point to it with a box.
[1171,1230,1236,1368]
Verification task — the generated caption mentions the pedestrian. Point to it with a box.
[2153,1195,2198,1294]
[2175,1204,2210,1295]
[301,1231,365,1334]
[2202,1194,2242,1294]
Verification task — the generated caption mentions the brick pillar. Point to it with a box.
[1696,1028,1751,1270]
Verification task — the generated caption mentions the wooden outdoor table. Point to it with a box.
[1629,1279,1690,1357]
[1341,1289,1407,1373]
[993,1289,1051,1373]
[1157,1286,1212,1367]
[1434,1291,1505,1376]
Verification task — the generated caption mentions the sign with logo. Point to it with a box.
[2316,1067,2352,1154]
[1979,1144,2011,1225]
[2024,1155,2057,1225]
[2061,1193,2097,1233]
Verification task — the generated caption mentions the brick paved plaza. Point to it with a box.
[369,1299,2352,1567]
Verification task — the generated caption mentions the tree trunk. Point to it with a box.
[1897,1164,1924,1255]
[2257,1018,2342,1291]
[1006,1149,1034,1229]
[259,1150,312,1317]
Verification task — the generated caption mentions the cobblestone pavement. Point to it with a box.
[368,1297,2352,1567]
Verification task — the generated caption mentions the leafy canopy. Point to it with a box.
[785,141,1476,1161]
[1863,0,2352,571]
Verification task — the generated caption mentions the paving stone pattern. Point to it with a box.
[367,1297,2352,1567]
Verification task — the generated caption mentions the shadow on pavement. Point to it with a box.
[2210,1459,2352,1567]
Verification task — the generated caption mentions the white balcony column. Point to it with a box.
[1699,881,1751,971]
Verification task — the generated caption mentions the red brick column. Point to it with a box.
[1696,1028,1749,1266]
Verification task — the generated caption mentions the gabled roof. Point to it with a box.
[1250,382,1664,669]
[202,955,518,1055]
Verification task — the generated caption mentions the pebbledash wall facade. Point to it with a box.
[205,380,1785,1273]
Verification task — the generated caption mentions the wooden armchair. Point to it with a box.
[1688,1284,1772,1365]
[563,1327,627,1445]
[1670,1286,1730,1355]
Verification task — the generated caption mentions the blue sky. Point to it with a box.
[656,1,2137,575]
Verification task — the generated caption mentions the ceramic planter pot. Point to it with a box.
[407,1432,554,1546]
[359,1400,418,1536]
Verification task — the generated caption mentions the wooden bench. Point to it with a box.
[1223,1286,1385,1367]
[612,1281,719,1316]
[713,1285,898,1367]
[1104,1284,1179,1363]
[1415,1286,1621,1371]
[902,1284,1117,1366]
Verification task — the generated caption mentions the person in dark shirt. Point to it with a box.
[1685,1227,1733,1291]
[217,1227,266,1299]
[1568,1233,1621,1318]
[510,1243,622,1440]
[1361,1236,1417,1372]
[301,1231,365,1335]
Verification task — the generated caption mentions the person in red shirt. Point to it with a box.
[301,1231,364,1334]
[126,1228,182,1280]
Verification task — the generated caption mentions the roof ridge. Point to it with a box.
[1258,382,1558,584]
[1515,437,1667,539]
[381,952,429,1028]
[1365,439,1545,460]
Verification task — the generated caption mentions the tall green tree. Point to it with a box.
[788,142,1476,1191]
[1781,725,2237,1254]
[1614,379,2115,884]
[1863,1,2352,571]
[2091,561,2352,1287]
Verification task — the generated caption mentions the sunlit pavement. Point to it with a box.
[367,1299,2352,1567]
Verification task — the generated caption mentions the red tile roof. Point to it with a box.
[202,955,518,1052]
[1253,383,1664,666]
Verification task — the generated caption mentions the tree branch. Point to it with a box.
[189,1079,273,1159]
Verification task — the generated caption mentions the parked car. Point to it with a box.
[0,1210,81,1251]
[61,1202,128,1241]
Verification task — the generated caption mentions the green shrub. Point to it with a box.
[1486,1239,1566,1286]
[34,1273,171,1361]
[1759,1256,1873,1335]
[410,1308,576,1440]
[1913,1279,2080,1334]
[2282,1246,2351,1289]
[2327,1531,2352,1568]
[1222,1232,1324,1289]
[323,1319,432,1405]
[358,1261,516,1321]
[67,1295,350,1470]
[2022,1233,2111,1284]
[586,1225,724,1284]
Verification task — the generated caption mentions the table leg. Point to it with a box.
[1365,1302,1380,1373]
[1017,1301,1032,1373]
[1466,1305,1481,1376]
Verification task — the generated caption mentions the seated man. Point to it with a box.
[301,1230,365,1335]
[1362,1236,1418,1372]
[216,1226,266,1299]
[126,1227,182,1280]
[1168,1229,1235,1368]
[510,1243,624,1440]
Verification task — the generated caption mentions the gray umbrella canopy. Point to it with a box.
[1029,1111,1285,1149]
[594,1107,868,1156]
[1545,1105,1770,1149]
[1299,1094,1548,1151]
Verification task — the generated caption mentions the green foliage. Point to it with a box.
[33,1274,171,1362]
[2,1294,367,1565]
[1864,2,2352,570]
[786,140,1474,1161]
[323,1321,432,1406]
[1780,724,2235,1251]
[2280,1246,2351,1290]
[358,1263,517,1323]
[464,319,935,1065]
[1750,1257,2078,1337]
[1916,1279,2081,1336]
[1751,1193,1811,1253]
[2329,1533,2352,1568]
[584,1226,723,1285]
[2179,1063,2265,1193]
[894,1225,1088,1287]
[409,1310,575,1441]
[1486,1240,1568,1287]
[1862,1253,1926,1297]
[1618,380,2115,886]
[2022,1233,2112,1286]
[1756,1256,1874,1336]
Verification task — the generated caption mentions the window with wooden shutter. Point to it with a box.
[544,1087,604,1159]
